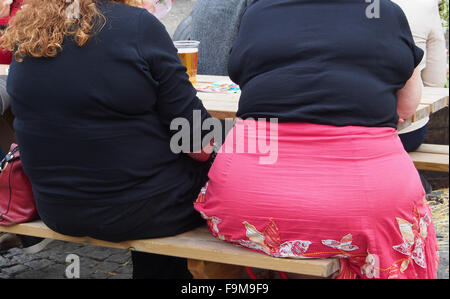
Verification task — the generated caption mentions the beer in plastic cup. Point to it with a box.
[174,41,200,86]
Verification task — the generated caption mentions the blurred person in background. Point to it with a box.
[173,0,254,76]
[393,0,447,194]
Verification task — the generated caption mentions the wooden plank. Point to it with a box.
[0,221,340,277]
[412,104,431,122]
[415,144,449,155]
[420,95,448,113]
[397,117,412,131]
[409,152,449,172]
[197,75,231,84]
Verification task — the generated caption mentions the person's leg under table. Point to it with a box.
[132,251,193,279]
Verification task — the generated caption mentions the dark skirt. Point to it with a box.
[35,160,209,243]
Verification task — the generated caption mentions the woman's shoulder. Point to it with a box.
[99,0,147,21]
[98,1,164,38]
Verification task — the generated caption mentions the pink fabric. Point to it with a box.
[194,120,439,279]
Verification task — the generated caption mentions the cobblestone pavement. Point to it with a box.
[427,189,449,279]
[0,241,132,279]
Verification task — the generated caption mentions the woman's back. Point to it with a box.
[229,0,422,128]
[194,0,439,279]
[8,1,209,207]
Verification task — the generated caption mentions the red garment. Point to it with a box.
[0,0,23,64]
[195,120,439,279]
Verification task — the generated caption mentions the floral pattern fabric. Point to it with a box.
[196,190,439,279]
[194,121,439,279]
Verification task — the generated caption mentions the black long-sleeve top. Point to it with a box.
[229,0,424,128]
[8,1,211,207]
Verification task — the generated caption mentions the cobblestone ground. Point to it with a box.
[427,189,449,279]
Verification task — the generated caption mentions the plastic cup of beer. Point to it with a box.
[174,40,200,86]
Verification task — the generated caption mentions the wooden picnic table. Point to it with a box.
[196,75,449,131]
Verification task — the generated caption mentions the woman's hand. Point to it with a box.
[0,0,13,19]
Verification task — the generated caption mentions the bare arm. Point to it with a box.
[0,0,12,18]
[397,67,423,122]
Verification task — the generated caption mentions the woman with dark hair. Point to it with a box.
[1,0,213,278]
[195,0,439,279]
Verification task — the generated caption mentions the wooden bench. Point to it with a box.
[409,144,449,173]
[0,221,340,278]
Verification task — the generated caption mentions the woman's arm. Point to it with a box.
[0,0,12,20]
[421,3,447,87]
[397,66,423,122]
[138,10,214,159]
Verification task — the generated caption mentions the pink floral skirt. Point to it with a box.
[194,120,439,279]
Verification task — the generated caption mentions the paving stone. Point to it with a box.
[115,264,132,275]
[0,255,17,268]
[73,245,113,261]
[31,264,67,279]
[2,248,23,258]
[10,253,39,264]
[95,261,120,273]
[105,252,131,264]
[0,272,11,279]
[108,273,132,279]
[79,257,100,278]
[89,271,111,279]
[0,255,7,265]
[2,264,29,276]
[24,259,54,271]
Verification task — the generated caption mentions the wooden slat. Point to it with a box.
[396,117,413,131]
[0,221,340,277]
[420,94,448,113]
[415,144,449,155]
[412,104,431,122]
[422,87,449,105]
[409,152,449,172]
[197,75,230,84]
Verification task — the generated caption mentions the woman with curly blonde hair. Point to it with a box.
[0,0,214,279]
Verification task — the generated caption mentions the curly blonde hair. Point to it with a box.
[0,0,143,62]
